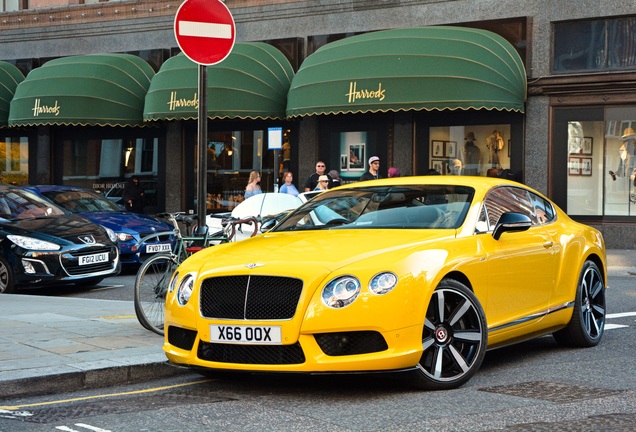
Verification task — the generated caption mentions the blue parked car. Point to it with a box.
[26,185,175,266]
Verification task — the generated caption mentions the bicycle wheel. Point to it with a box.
[134,254,177,335]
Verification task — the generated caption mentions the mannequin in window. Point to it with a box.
[609,127,636,181]
[462,132,482,176]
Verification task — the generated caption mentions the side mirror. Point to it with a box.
[260,218,278,233]
[492,212,532,240]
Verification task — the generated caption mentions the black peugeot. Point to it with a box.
[0,185,120,293]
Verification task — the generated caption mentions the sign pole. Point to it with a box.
[174,0,235,233]
[196,64,207,234]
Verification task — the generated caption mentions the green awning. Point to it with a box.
[9,53,154,127]
[287,26,527,117]
[144,42,294,121]
[0,62,24,127]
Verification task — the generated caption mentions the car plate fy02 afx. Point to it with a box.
[78,252,109,265]
[210,325,282,345]
[146,243,171,253]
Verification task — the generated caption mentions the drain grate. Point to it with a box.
[4,389,232,424]
[501,413,636,432]
[479,381,625,403]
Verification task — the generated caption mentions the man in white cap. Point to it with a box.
[359,156,381,181]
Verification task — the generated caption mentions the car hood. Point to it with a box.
[78,211,172,233]
[0,214,112,245]
[184,228,455,277]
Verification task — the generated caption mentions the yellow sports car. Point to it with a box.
[164,176,607,390]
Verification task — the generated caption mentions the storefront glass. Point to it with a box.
[564,107,636,217]
[429,125,511,176]
[205,129,280,211]
[61,136,160,213]
[0,136,28,184]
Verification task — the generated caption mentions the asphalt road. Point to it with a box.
[3,267,635,431]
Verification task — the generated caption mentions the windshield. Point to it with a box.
[0,189,67,220]
[273,185,474,231]
[42,190,122,213]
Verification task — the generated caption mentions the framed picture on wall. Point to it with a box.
[340,154,348,170]
[582,137,593,155]
[581,157,592,176]
[431,159,446,175]
[431,140,445,158]
[347,144,365,171]
[569,157,581,176]
[445,141,457,158]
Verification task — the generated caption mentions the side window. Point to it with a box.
[530,192,556,225]
[481,186,537,229]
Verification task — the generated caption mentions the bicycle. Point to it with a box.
[133,212,259,335]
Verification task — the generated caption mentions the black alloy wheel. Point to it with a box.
[413,279,487,390]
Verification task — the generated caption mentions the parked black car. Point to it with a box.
[0,185,120,293]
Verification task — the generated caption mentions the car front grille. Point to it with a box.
[314,331,388,356]
[63,246,117,275]
[197,341,305,364]
[200,276,303,320]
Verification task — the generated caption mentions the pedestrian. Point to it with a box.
[314,174,330,191]
[388,166,400,178]
[122,176,144,213]
[279,171,299,196]
[328,169,342,188]
[244,171,262,199]
[304,161,332,191]
[359,156,381,181]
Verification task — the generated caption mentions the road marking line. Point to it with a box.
[0,379,212,411]
[606,311,636,318]
[605,323,629,329]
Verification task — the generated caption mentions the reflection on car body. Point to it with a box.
[164,176,607,390]
[0,185,120,293]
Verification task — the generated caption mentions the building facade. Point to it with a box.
[1,0,636,247]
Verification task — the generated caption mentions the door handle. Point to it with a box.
[543,241,553,249]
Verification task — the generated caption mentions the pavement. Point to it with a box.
[1,250,635,399]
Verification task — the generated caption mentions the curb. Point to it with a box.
[0,361,190,400]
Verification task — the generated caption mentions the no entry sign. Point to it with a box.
[174,0,236,66]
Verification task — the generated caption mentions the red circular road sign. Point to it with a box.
[174,0,236,66]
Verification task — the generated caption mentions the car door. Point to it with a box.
[478,186,557,329]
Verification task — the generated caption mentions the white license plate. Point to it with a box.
[210,325,282,345]
[146,243,171,253]
[78,252,109,266]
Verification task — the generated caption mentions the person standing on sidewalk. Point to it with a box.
[359,156,381,181]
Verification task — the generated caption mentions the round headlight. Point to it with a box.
[117,232,133,242]
[322,276,360,308]
[369,272,398,295]
[168,271,180,293]
[177,273,195,306]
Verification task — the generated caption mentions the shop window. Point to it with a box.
[0,137,28,185]
[563,107,636,217]
[428,125,511,177]
[554,16,636,73]
[204,129,278,211]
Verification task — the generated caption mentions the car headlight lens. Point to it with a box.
[177,273,195,306]
[7,235,61,251]
[369,272,398,295]
[168,271,179,293]
[322,276,360,308]
[102,226,117,243]
[117,232,133,242]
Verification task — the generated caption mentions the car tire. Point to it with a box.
[411,279,487,390]
[0,257,16,294]
[553,260,605,347]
